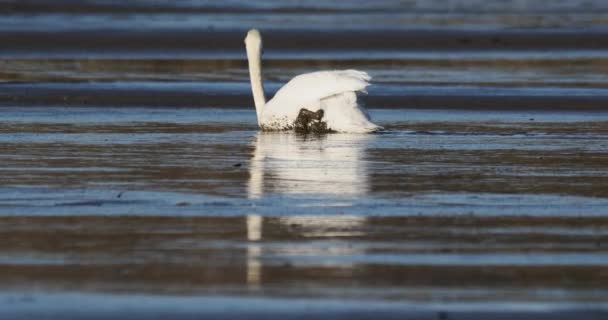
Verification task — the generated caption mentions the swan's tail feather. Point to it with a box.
[339,69,372,82]
[321,91,382,133]
[336,70,371,93]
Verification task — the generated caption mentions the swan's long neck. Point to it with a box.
[245,32,266,125]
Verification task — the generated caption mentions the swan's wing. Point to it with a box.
[263,70,371,120]
[321,91,382,133]
[272,69,371,104]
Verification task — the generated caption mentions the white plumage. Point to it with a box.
[244,29,382,133]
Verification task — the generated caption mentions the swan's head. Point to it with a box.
[245,29,263,55]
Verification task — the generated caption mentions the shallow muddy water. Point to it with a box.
[1,107,608,319]
[1,0,608,319]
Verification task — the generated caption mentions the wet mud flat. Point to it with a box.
[3,29,608,57]
[3,81,608,111]
[2,0,608,318]
[0,215,607,320]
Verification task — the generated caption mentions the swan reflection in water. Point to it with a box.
[246,132,373,287]
[247,132,372,198]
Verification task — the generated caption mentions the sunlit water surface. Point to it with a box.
[2,0,608,318]
[1,107,608,319]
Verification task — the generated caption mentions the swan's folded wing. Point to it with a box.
[269,69,371,108]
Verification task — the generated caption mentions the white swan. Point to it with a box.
[244,29,382,133]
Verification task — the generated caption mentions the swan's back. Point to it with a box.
[262,70,374,130]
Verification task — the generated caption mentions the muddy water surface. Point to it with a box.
[2,0,608,318]
[1,107,608,319]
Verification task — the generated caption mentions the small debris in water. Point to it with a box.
[176,201,191,207]
[233,163,242,168]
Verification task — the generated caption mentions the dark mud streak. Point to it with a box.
[3,83,608,110]
[3,30,608,54]
[0,123,257,134]
[385,122,608,135]
[1,265,607,290]
[3,58,608,84]
[6,0,607,14]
